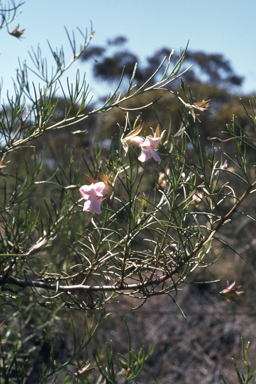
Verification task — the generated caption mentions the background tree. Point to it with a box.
[80,36,250,153]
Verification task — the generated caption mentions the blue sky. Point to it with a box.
[1,0,256,102]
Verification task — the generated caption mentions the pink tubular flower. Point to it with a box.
[158,168,171,188]
[122,123,164,164]
[79,169,112,214]
[138,135,161,163]
[191,191,204,204]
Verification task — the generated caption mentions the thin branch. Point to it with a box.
[1,179,255,295]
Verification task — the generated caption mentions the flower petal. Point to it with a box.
[138,148,152,163]
[80,184,99,199]
[80,182,108,199]
[93,181,110,196]
[151,150,161,163]
[141,136,160,150]
[138,147,161,163]
[83,196,103,214]
[128,136,145,147]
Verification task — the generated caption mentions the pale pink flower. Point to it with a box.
[138,136,161,163]
[191,191,204,204]
[79,169,112,214]
[220,160,228,170]
[158,168,170,188]
[122,123,164,164]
